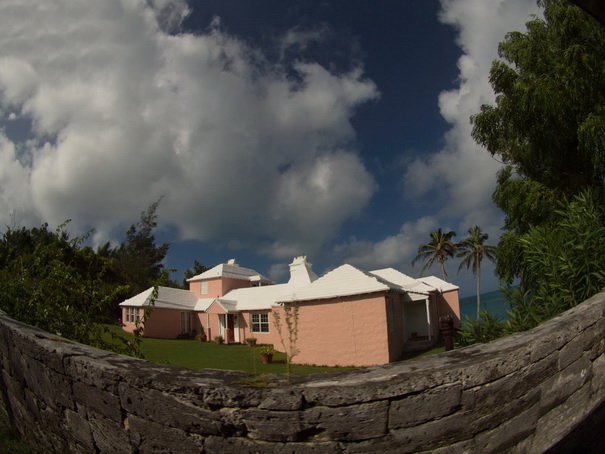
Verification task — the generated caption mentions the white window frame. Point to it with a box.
[201,281,208,295]
[251,313,269,333]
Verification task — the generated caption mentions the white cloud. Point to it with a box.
[0,0,378,258]
[335,0,540,292]
[333,216,439,272]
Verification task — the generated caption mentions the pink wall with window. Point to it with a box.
[189,277,252,298]
[121,307,142,334]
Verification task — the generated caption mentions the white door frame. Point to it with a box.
[233,314,240,343]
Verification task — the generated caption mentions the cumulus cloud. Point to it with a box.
[0,0,378,258]
[333,216,439,271]
[405,0,539,231]
[337,0,540,287]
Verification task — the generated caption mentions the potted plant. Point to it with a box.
[215,335,224,345]
[245,337,257,347]
[260,345,275,364]
[195,332,206,342]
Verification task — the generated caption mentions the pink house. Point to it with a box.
[119,257,460,367]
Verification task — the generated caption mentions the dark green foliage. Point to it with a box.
[471,0,605,284]
[113,199,172,298]
[455,311,507,347]
[0,222,126,347]
[507,191,605,330]
[412,229,457,279]
[182,259,209,288]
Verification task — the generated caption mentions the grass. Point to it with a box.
[0,410,36,454]
[397,340,445,362]
[103,325,354,375]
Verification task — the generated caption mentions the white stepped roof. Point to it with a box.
[194,298,217,312]
[119,286,198,310]
[276,264,399,303]
[222,283,292,311]
[370,268,434,297]
[418,276,459,293]
[187,259,273,284]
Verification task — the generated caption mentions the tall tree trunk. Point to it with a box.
[476,266,481,320]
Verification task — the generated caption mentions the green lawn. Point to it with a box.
[103,325,354,375]
[0,411,36,454]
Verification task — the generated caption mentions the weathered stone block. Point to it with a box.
[474,402,540,453]
[243,408,303,442]
[88,409,131,454]
[539,352,592,416]
[64,352,125,394]
[389,383,461,429]
[532,383,597,453]
[126,414,202,454]
[461,353,556,417]
[22,355,74,411]
[591,353,605,398]
[473,388,541,435]
[119,382,223,436]
[204,435,342,453]
[258,388,305,410]
[388,410,476,453]
[64,405,96,452]
[303,400,388,441]
[559,330,589,370]
[73,380,122,423]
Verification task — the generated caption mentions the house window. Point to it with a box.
[181,311,192,333]
[201,281,208,295]
[126,307,133,323]
[135,309,140,324]
[251,313,269,333]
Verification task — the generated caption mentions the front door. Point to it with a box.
[233,314,240,343]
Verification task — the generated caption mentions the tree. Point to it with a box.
[0,223,126,346]
[113,199,172,298]
[457,227,497,320]
[412,229,457,280]
[182,260,209,288]
[471,0,605,283]
[507,191,605,331]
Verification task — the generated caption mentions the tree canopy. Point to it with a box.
[113,198,173,297]
[471,0,605,283]
[412,229,457,279]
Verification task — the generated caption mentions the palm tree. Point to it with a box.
[457,226,497,320]
[412,229,457,280]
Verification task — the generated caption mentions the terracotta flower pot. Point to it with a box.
[260,353,273,364]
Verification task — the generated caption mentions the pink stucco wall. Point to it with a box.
[140,308,187,339]
[273,293,391,368]
[436,289,461,326]
[189,277,253,298]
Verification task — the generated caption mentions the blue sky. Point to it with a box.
[0,0,542,296]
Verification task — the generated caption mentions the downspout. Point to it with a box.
[206,312,210,341]
[425,297,432,341]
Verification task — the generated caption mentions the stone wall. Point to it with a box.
[1,291,604,453]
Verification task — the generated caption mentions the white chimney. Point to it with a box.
[288,256,318,286]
